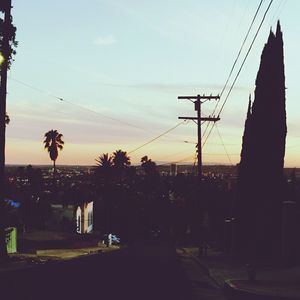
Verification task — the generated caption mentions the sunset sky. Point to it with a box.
[5,0,300,167]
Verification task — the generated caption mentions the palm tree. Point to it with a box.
[95,153,113,186]
[43,130,64,175]
[141,155,157,176]
[96,153,113,169]
[112,149,131,169]
[112,149,131,183]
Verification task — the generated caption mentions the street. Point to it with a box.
[1,244,225,300]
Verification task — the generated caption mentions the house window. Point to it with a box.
[88,211,93,227]
[77,215,81,233]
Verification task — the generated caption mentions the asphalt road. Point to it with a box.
[1,244,225,300]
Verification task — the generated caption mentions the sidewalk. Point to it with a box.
[183,247,300,300]
[177,248,226,300]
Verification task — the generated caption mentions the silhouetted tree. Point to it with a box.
[96,153,113,169]
[95,153,113,184]
[236,21,286,261]
[112,149,131,182]
[43,130,64,177]
[0,1,17,260]
[141,156,157,177]
[113,149,130,169]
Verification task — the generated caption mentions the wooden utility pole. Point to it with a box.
[178,94,220,179]
[0,0,12,259]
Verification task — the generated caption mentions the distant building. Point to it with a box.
[170,163,177,176]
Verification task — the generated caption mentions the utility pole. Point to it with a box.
[178,94,220,179]
[0,0,12,260]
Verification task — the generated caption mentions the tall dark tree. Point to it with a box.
[236,21,286,260]
[43,130,64,176]
[0,0,17,260]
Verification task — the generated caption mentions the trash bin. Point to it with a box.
[5,227,17,253]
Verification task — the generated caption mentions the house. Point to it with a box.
[46,201,94,234]
[76,201,93,234]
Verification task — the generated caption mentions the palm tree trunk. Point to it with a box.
[53,159,56,180]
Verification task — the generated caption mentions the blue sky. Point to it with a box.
[5,0,300,166]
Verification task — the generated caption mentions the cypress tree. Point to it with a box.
[236,21,286,261]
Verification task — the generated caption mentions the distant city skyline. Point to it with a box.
[5,0,300,167]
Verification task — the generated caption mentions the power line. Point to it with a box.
[9,77,62,100]
[270,0,287,25]
[178,94,220,178]
[157,151,239,167]
[201,0,274,148]
[215,123,234,165]
[161,149,196,161]
[60,98,142,130]
[217,0,274,117]
[9,76,195,154]
[128,120,188,154]
[213,0,265,115]
[9,76,199,145]
[157,155,194,166]
[183,140,238,146]
[157,150,196,166]
[8,76,144,130]
[201,0,265,141]
[202,122,216,149]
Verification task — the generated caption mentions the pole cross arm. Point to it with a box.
[178,117,197,120]
[201,117,220,122]
[177,92,220,179]
[179,116,220,122]
[178,95,220,100]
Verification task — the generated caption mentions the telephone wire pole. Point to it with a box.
[178,94,220,179]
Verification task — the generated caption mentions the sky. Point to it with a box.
[4,0,300,167]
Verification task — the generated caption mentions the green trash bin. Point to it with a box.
[5,227,17,253]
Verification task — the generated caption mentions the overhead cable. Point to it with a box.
[8,76,144,130]
[128,120,187,154]
[202,0,266,142]
[213,0,265,116]
[217,0,274,117]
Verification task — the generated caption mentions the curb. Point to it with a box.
[179,247,223,289]
[0,249,105,275]
[224,280,300,300]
